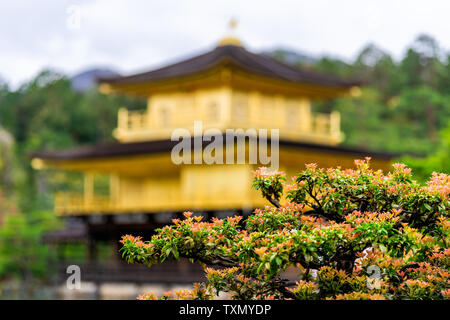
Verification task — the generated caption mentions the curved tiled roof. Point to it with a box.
[98,45,360,88]
[31,136,397,161]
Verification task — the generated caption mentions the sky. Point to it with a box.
[0,0,449,88]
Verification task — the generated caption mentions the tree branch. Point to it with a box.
[193,254,238,268]
[264,195,281,208]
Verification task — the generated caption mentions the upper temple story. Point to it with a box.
[97,42,362,145]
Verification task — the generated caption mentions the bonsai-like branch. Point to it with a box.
[265,195,281,208]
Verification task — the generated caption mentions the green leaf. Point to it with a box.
[172,246,179,259]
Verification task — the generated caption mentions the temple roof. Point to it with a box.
[32,136,397,161]
[98,45,360,89]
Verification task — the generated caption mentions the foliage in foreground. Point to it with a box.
[121,159,449,300]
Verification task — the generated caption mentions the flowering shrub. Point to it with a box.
[121,158,449,300]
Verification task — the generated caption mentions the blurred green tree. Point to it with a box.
[401,125,450,182]
[0,211,60,298]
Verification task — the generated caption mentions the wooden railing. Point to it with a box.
[54,188,263,216]
[54,192,112,215]
[114,107,342,145]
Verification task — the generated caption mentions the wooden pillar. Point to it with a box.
[84,172,94,206]
[117,108,128,130]
[130,112,142,129]
[315,114,328,135]
[109,174,119,209]
[274,95,283,129]
[220,85,232,127]
[88,238,98,262]
[299,98,311,132]
[330,111,341,142]
[248,91,260,127]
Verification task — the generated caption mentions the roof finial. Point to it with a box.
[229,18,238,31]
[217,18,243,47]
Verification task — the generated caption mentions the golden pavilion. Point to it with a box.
[32,32,396,283]
[32,36,393,219]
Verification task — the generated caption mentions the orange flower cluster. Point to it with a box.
[120,235,153,249]
[252,167,286,179]
[289,280,319,300]
[137,292,158,300]
[345,210,401,224]
[329,292,386,300]
[423,172,450,198]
